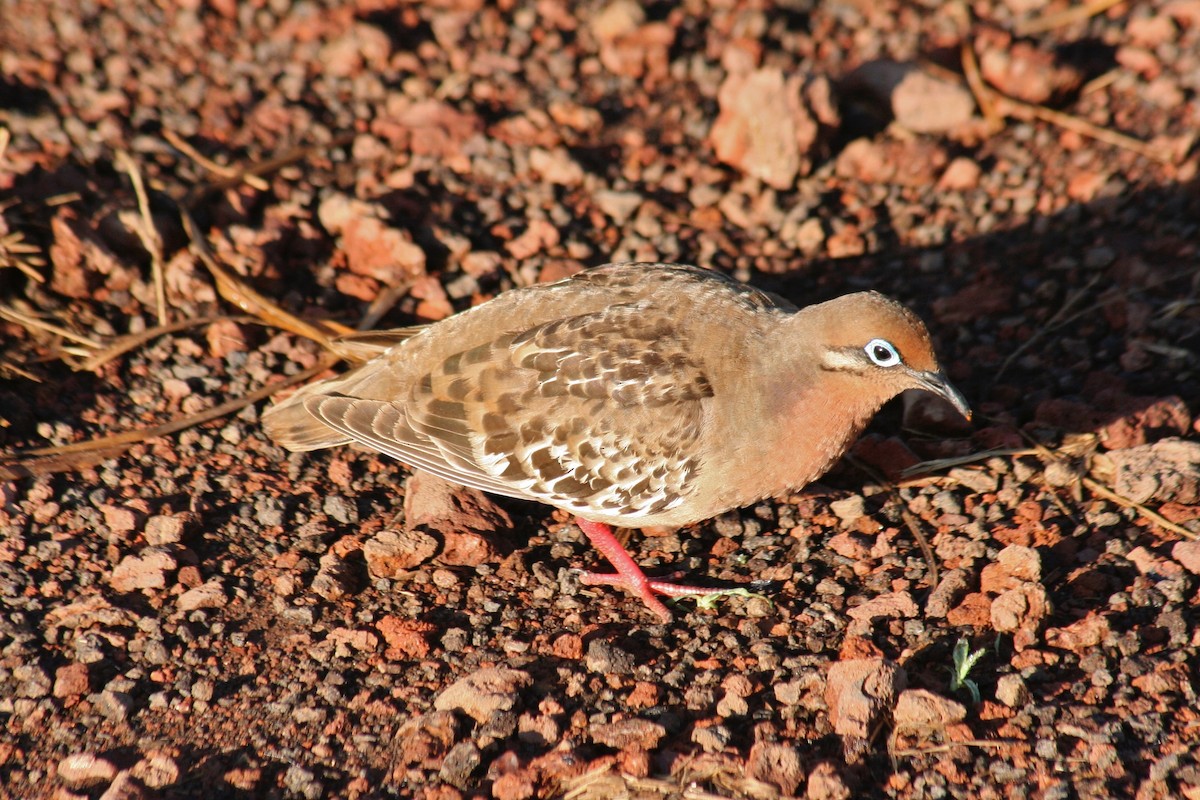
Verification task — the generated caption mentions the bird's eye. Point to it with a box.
[864,338,902,367]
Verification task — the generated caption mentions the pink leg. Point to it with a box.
[575,518,717,622]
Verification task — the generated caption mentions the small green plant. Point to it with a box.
[682,587,771,611]
[948,637,987,703]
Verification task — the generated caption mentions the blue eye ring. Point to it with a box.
[865,338,901,367]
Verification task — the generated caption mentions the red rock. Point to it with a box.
[100,504,141,534]
[596,10,674,84]
[176,580,227,611]
[403,473,509,566]
[846,591,918,622]
[844,60,974,133]
[1107,439,1200,504]
[931,158,979,191]
[747,742,803,796]
[709,67,819,189]
[549,633,583,661]
[979,41,1083,104]
[491,771,535,800]
[991,583,1050,650]
[377,616,436,659]
[1172,541,1200,575]
[893,689,967,729]
[58,753,117,787]
[130,751,180,789]
[589,718,666,750]
[396,711,459,767]
[206,319,249,358]
[824,658,905,741]
[505,219,560,259]
[1100,396,1191,450]
[363,529,439,578]
[434,667,532,724]
[1044,612,1110,654]
[946,593,992,627]
[54,664,91,698]
[828,532,871,560]
[625,682,660,709]
[997,544,1042,582]
[806,760,851,800]
[109,549,177,593]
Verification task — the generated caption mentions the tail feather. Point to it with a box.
[261,384,351,452]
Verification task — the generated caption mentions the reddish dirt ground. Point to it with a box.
[2,1,1199,798]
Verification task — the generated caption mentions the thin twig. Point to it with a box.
[0,355,337,480]
[179,206,346,347]
[115,150,169,326]
[75,315,255,372]
[901,508,940,589]
[1082,477,1197,541]
[163,129,270,191]
[892,739,1027,757]
[0,306,104,348]
[1016,0,1127,36]
[995,273,1105,381]
[996,93,1172,164]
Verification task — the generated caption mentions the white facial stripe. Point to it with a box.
[820,350,863,371]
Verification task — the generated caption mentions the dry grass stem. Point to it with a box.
[115,150,169,326]
[1016,0,1127,36]
[0,355,337,480]
[0,305,104,349]
[163,129,270,191]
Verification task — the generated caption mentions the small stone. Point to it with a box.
[177,580,227,611]
[1172,541,1200,575]
[747,741,803,796]
[691,723,732,752]
[806,761,851,800]
[95,689,135,723]
[131,751,180,788]
[995,674,1029,708]
[363,529,438,577]
[283,764,323,800]
[938,157,982,191]
[925,569,970,619]
[892,689,966,729]
[585,639,636,675]
[830,495,866,524]
[110,549,177,593]
[311,553,360,600]
[58,753,118,787]
[433,667,532,724]
[846,591,918,622]
[709,67,819,189]
[997,544,1041,582]
[825,658,905,757]
[144,515,189,545]
[98,770,146,800]
[54,663,92,698]
[589,718,666,750]
[100,504,141,534]
[439,741,482,789]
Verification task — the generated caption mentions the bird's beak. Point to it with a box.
[914,371,972,421]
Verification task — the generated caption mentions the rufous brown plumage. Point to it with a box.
[263,262,970,621]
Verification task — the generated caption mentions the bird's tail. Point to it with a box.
[261,382,351,452]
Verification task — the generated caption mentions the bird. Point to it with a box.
[262,262,970,622]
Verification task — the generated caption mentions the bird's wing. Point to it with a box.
[304,303,712,519]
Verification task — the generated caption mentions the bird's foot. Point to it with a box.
[578,570,719,621]
[574,517,715,622]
